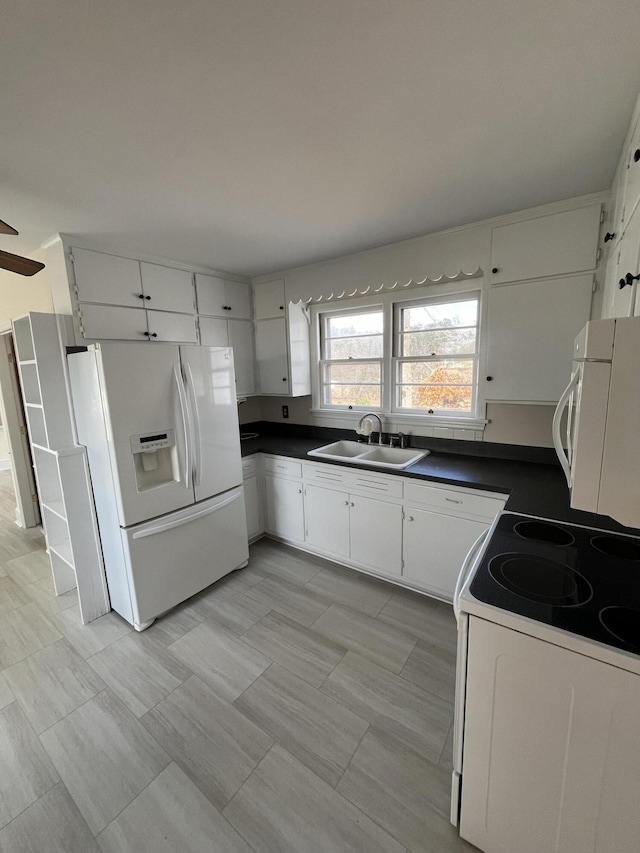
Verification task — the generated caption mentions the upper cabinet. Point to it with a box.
[603,203,640,319]
[195,274,251,319]
[618,114,640,235]
[140,263,196,314]
[72,248,143,308]
[489,204,602,285]
[253,279,287,320]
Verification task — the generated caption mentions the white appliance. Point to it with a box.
[68,342,249,631]
[552,315,640,529]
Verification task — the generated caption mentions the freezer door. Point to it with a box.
[121,487,249,626]
[180,346,243,502]
[92,342,194,526]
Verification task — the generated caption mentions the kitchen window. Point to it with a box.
[394,294,479,414]
[314,288,483,423]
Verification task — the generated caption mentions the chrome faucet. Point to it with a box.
[357,412,383,445]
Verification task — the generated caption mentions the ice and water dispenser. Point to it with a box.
[129,430,179,491]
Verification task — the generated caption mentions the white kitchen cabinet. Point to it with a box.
[304,483,350,559]
[265,474,305,543]
[255,302,311,396]
[242,457,262,541]
[403,508,487,600]
[253,279,286,320]
[489,204,601,285]
[199,317,255,396]
[619,114,640,231]
[486,274,593,402]
[603,203,640,319]
[78,304,149,341]
[460,617,640,853]
[195,274,252,319]
[146,310,198,344]
[140,262,196,315]
[350,494,403,577]
[71,247,143,308]
[198,317,229,346]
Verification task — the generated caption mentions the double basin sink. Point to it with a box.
[307,440,429,470]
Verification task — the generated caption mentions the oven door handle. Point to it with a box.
[553,369,580,488]
[454,527,489,625]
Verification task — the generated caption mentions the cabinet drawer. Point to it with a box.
[404,480,505,520]
[264,456,302,478]
[242,457,257,479]
[303,462,349,488]
[346,469,403,499]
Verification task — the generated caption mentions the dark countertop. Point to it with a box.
[239,429,636,535]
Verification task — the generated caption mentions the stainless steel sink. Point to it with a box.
[308,441,429,470]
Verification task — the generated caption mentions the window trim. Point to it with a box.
[310,281,488,429]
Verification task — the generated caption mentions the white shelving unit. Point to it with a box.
[12,313,109,623]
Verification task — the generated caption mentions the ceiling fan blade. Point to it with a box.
[0,220,19,236]
[0,250,45,277]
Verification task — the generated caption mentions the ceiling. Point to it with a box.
[2,0,640,278]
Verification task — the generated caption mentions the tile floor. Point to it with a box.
[0,470,476,852]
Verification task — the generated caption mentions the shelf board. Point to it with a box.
[42,500,66,521]
[26,402,43,410]
[48,543,74,570]
[31,442,54,453]
[18,359,36,366]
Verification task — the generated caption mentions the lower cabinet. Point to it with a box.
[304,484,350,559]
[460,617,640,853]
[403,508,487,599]
[242,459,263,541]
[350,494,403,576]
[265,474,305,543]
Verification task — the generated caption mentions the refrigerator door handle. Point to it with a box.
[552,369,580,488]
[132,489,242,539]
[174,363,192,489]
[184,363,203,487]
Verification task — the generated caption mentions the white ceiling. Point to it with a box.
[2,0,640,278]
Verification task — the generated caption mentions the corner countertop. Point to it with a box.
[239,432,635,534]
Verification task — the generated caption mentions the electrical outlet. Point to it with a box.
[282,405,289,419]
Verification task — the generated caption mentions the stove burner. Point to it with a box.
[514,520,574,547]
[591,536,640,561]
[599,607,640,651]
[488,553,592,607]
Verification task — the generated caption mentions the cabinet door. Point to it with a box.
[461,618,640,853]
[304,484,350,559]
[195,274,228,317]
[72,248,143,308]
[225,281,252,320]
[621,114,640,228]
[78,304,148,341]
[255,318,290,394]
[243,477,262,540]
[490,204,601,285]
[253,280,286,320]
[403,508,487,600]
[146,311,198,344]
[228,320,255,396]
[264,475,304,542]
[605,205,640,319]
[199,317,229,346]
[350,494,402,576]
[140,263,195,314]
[486,274,593,402]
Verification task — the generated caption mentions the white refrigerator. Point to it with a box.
[68,342,249,631]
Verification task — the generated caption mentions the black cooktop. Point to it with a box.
[469,513,640,656]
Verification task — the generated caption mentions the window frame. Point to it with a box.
[392,291,480,417]
[310,281,487,429]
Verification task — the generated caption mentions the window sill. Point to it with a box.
[309,408,488,431]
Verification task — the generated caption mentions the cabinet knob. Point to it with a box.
[486,375,493,381]
[297,489,302,494]
[343,500,349,505]
[492,267,499,274]
[143,331,150,336]
[138,293,145,299]
[282,377,287,382]
[619,272,640,289]
[604,232,616,243]
[350,502,355,507]
[151,332,158,338]
[279,305,284,310]
[634,149,640,163]
[407,515,414,522]
[145,295,151,300]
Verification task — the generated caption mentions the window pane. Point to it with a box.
[400,300,478,332]
[400,360,474,384]
[326,335,383,359]
[400,328,477,356]
[400,385,473,410]
[326,312,383,337]
[326,363,381,384]
[325,385,381,407]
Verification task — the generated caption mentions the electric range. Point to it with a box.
[468,511,640,657]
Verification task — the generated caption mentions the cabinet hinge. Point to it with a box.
[68,251,75,263]
[593,279,598,293]
[8,351,15,365]
[596,247,602,261]
[600,208,605,223]
[31,493,38,504]
[20,425,27,436]
[400,559,404,569]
